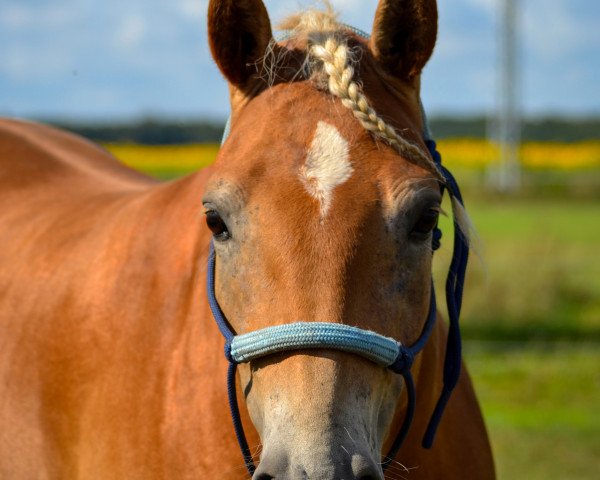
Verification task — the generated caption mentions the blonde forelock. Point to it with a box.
[270,7,444,183]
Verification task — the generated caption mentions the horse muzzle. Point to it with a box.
[253,445,383,480]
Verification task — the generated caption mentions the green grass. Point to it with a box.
[465,342,600,479]
[433,194,600,341]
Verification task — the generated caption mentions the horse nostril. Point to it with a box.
[356,472,380,480]
[252,452,285,480]
[351,454,384,480]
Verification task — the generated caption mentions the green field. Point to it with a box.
[465,343,599,479]
[110,147,599,479]
[434,182,599,478]
[434,195,600,342]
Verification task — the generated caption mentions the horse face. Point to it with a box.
[205,1,439,478]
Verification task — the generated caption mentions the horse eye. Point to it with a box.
[411,208,439,238]
[205,210,230,240]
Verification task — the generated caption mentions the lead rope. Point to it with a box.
[206,246,256,474]
[422,139,469,449]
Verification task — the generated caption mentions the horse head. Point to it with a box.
[204,1,451,478]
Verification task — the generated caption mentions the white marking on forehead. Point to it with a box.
[299,121,353,218]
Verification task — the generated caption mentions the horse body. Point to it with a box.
[0,119,234,477]
[0,1,494,478]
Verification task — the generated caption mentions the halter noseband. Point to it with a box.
[207,27,469,477]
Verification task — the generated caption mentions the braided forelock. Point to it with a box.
[277,8,444,183]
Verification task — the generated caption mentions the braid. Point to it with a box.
[309,36,444,181]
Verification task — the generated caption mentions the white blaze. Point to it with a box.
[300,121,353,218]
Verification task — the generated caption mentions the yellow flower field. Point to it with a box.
[105,139,600,178]
[437,139,600,170]
[104,143,220,177]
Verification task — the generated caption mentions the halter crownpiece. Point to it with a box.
[209,25,469,477]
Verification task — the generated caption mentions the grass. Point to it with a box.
[465,342,600,479]
[433,193,600,342]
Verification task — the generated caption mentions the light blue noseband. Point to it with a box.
[214,271,439,377]
[231,322,401,365]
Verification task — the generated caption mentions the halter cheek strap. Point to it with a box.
[423,139,469,449]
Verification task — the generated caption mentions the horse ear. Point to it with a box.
[369,0,438,80]
[207,0,273,91]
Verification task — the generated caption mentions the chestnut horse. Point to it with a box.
[0,1,494,478]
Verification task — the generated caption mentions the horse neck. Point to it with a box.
[78,167,216,344]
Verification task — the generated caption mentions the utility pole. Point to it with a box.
[489,0,521,191]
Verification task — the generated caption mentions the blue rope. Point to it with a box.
[231,322,401,366]
[207,242,235,362]
[422,140,469,448]
[209,158,466,474]
[382,286,437,465]
[206,141,468,471]
[227,362,256,475]
[381,372,416,470]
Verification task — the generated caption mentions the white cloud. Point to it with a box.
[263,0,376,24]
[0,44,71,81]
[176,0,206,21]
[113,15,147,50]
[523,0,598,61]
[328,0,371,13]
[0,4,30,29]
[0,1,81,30]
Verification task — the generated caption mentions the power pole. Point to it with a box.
[489,0,521,191]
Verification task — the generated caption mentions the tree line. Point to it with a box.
[48,116,600,145]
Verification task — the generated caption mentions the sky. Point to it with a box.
[1,0,599,121]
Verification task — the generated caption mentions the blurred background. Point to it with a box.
[1,0,598,478]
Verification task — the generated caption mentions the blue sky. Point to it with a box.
[1,0,599,121]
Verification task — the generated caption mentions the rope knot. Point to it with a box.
[389,348,415,374]
[224,340,236,364]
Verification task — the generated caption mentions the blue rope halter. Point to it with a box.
[207,27,469,477]
[207,243,438,474]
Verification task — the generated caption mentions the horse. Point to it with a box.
[0,0,495,478]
